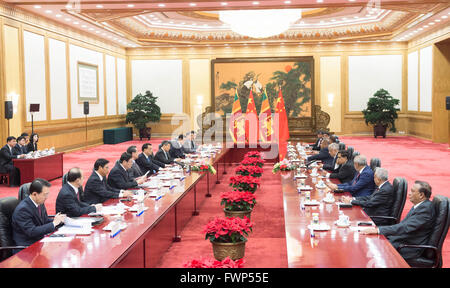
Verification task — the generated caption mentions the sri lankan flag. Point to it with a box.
[229,90,245,143]
[259,88,273,143]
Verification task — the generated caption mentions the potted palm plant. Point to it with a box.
[362,88,400,138]
[126,90,161,140]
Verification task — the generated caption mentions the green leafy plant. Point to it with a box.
[126,91,161,130]
[362,88,400,132]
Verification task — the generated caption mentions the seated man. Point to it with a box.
[126,146,144,179]
[0,136,25,186]
[342,167,394,226]
[107,153,145,190]
[83,158,134,204]
[361,180,435,262]
[12,178,66,250]
[326,155,376,197]
[55,168,102,217]
[183,131,198,154]
[170,134,186,159]
[328,150,356,183]
[136,143,163,175]
[311,130,323,151]
[155,141,184,168]
[12,136,28,156]
[322,143,340,172]
[307,139,333,167]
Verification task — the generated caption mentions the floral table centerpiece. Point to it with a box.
[190,163,216,175]
[203,216,253,260]
[272,159,296,174]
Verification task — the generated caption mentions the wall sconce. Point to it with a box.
[327,93,334,108]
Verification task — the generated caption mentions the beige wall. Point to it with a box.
[0,9,128,151]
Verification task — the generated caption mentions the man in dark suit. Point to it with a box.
[136,143,162,175]
[107,153,145,190]
[12,136,28,156]
[328,150,357,183]
[322,143,339,172]
[310,130,323,151]
[11,178,66,250]
[55,168,102,217]
[361,180,435,261]
[307,139,333,167]
[183,131,198,154]
[342,167,394,226]
[170,134,186,159]
[83,158,134,204]
[0,136,25,186]
[327,155,376,197]
[155,141,180,166]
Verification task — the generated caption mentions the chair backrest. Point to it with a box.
[62,173,68,185]
[0,197,20,261]
[347,146,354,160]
[352,151,360,159]
[391,177,408,223]
[18,183,31,201]
[424,195,450,267]
[370,158,381,172]
[338,143,346,151]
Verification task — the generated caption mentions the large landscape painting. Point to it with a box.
[211,57,314,118]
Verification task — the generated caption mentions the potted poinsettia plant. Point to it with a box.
[244,151,262,159]
[272,159,296,174]
[203,216,253,261]
[240,156,265,168]
[362,88,400,138]
[221,191,256,219]
[235,165,264,178]
[183,256,245,268]
[229,175,260,193]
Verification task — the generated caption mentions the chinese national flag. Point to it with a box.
[259,88,273,143]
[275,88,290,160]
[245,89,258,144]
[229,90,245,143]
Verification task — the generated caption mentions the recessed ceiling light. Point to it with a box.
[82,25,87,28]
[65,4,72,9]
[284,0,292,3]
[89,28,94,31]
[354,16,359,19]
[189,3,197,6]
[442,15,448,19]
[424,25,429,28]
[349,0,356,2]
[221,2,228,5]
[65,18,71,21]
[435,19,441,22]
[252,1,260,5]
[428,22,435,25]
[55,14,62,18]
[45,10,52,14]
[34,5,41,9]
[158,4,165,7]
[127,4,135,8]
[95,31,100,33]
[96,5,103,8]
[73,21,79,25]
[317,0,323,3]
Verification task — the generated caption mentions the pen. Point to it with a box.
[110,229,121,238]
[155,195,162,201]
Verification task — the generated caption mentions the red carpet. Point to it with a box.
[1,136,448,267]
[156,164,288,268]
[339,136,450,268]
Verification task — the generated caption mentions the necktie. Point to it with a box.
[352,173,360,186]
[38,205,43,222]
[191,140,194,149]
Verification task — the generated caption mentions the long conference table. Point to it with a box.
[0,143,409,268]
[283,143,409,268]
[13,152,64,185]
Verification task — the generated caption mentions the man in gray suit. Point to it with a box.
[183,131,198,154]
[126,146,145,180]
[361,180,435,261]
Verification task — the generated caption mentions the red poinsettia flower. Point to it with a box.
[244,151,262,159]
[220,191,257,211]
[183,257,245,268]
[229,175,261,193]
[235,165,264,177]
[203,216,253,243]
[241,156,265,168]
